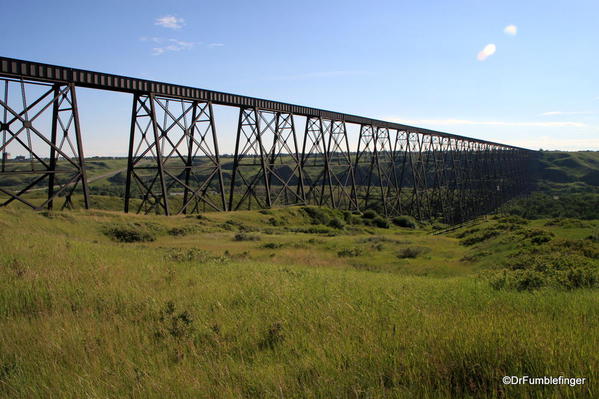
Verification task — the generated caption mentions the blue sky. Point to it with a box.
[1,0,598,155]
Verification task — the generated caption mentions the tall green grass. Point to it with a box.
[0,208,597,398]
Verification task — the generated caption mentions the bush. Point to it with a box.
[371,216,390,229]
[361,209,379,220]
[289,226,333,235]
[165,248,228,263]
[489,254,599,291]
[337,248,363,257]
[521,229,554,245]
[302,206,331,225]
[266,217,286,226]
[392,215,417,228]
[496,215,528,225]
[233,233,261,241]
[342,211,353,223]
[460,229,500,246]
[548,238,599,259]
[397,246,430,259]
[261,242,283,249]
[104,225,156,243]
[490,270,545,291]
[167,226,199,236]
[327,218,345,229]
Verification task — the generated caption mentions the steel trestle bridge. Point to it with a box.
[0,56,535,223]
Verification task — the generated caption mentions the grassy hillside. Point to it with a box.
[0,206,597,398]
[537,151,599,187]
[502,151,599,219]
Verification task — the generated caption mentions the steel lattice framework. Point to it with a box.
[0,56,536,223]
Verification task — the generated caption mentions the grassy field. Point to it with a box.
[0,205,597,398]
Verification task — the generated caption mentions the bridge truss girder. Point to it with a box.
[0,56,536,225]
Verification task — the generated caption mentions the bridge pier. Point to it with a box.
[301,117,358,211]
[124,93,226,215]
[0,78,89,210]
[354,125,402,217]
[228,108,305,211]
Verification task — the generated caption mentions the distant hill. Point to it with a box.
[537,151,599,187]
[501,151,599,219]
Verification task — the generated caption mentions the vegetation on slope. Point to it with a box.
[501,151,599,219]
[0,206,597,398]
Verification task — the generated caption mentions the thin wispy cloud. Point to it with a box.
[477,43,496,61]
[155,15,185,29]
[141,37,194,55]
[267,70,367,81]
[504,25,518,36]
[540,111,592,116]
[387,117,587,128]
[140,37,223,55]
[509,137,599,151]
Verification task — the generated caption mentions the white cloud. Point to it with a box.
[386,117,587,128]
[540,111,592,116]
[149,39,194,55]
[507,136,599,151]
[504,25,518,36]
[141,37,223,54]
[155,15,185,29]
[477,43,496,61]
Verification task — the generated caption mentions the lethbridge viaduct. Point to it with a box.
[0,56,535,223]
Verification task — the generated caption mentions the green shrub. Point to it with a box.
[104,225,156,243]
[489,254,599,291]
[222,219,257,232]
[371,216,389,228]
[327,217,345,229]
[501,192,599,220]
[266,217,286,226]
[302,206,331,225]
[397,246,430,259]
[166,248,227,263]
[548,238,599,259]
[455,227,480,239]
[233,233,261,241]
[392,215,417,228]
[361,209,379,220]
[337,248,363,257]
[490,270,546,291]
[496,215,528,225]
[520,229,554,245]
[289,226,333,234]
[460,229,500,246]
[261,242,283,249]
[342,211,353,223]
[168,226,199,236]
[544,218,588,228]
